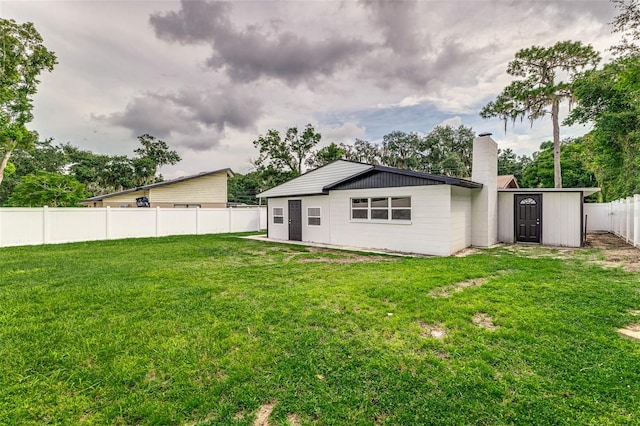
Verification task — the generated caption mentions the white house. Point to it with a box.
[257,135,600,256]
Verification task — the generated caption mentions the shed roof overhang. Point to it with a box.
[498,187,601,197]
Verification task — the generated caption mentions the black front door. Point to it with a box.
[515,194,541,243]
[288,200,302,241]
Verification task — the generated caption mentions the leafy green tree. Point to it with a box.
[252,124,321,188]
[0,138,67,204]
[306,142,346,168]
[0,19,57,186]
[497,148,531,184]
[611,0,640,57]
[133,134,181,185]
[227,171,263,205]
[381,131,425,170]
[341,139,382,164]
[422,125,475,176]
[6,171,86,207]
[480,41,600,188]
[567,55,640,200]
[520,139,596,191]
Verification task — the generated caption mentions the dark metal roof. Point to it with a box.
[83,168,234,201]
[323,164,482,191]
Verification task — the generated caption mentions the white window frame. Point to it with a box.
[350,196,411,222]
[273,207,284,225]
[307,207,321,226]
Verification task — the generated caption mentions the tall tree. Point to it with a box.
[611,0,640,57]
[381,131,425,170]
[422,125,475,176]
[133,134,181,185]
[306,142,346,168]
[497,148,531,184]
[0,19,57,185]
[480,41,600,188]
[567,55,640,200]
[341,139,382,164]
[520,139,596,191]
[252,124,321,188]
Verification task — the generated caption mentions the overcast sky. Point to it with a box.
[2,0,621,177]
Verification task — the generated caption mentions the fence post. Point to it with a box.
[0,208,3,248]
[228,208,232,233]
[627,197,632,243]
[42,206,49,244]
[105,206,111,239]
[633,194,640,247]
[156,207,161,237]
[195,206,200,235]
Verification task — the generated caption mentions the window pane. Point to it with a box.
[371,197,388,208]
[273,207,283,215]
[274,216,284,224]
[308,217,321,226]
[352,209,368,219]
[351,198,369,208]
[371,209,389,220]
[392,197,411,207]
[392,209,411,220]
[308,207,320,217]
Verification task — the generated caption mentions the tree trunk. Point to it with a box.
[0,141,18,186]
[551,99,562,188]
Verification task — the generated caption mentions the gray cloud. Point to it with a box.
[150,0,371,85]
[96,87,262,151]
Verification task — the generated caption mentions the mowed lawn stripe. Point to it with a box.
[0,234,638,425]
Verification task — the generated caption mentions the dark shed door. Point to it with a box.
[515,194,542,243]
[288,200,302,241]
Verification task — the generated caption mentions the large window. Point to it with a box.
[350,197,411,221]
[273,207,284,224]
[307,207,321,226]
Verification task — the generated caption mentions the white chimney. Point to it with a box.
[471,133,498,247]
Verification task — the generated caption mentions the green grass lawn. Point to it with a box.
[1,234,639,425]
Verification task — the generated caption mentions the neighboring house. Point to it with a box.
[257,135,599,255]
[497,175,519,189]
[82,169,234,208]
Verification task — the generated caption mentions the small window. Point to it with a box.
[351,198,369,220]
[308,207,321,226]
[520,197,537,205]
[119,204,130,208]
[174,204,201,208]
[273,207,284,224]
[391,197,411,220]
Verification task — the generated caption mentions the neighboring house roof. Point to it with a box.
[83,168,234,202]
[257,160,482,198]
[497,175,519,189]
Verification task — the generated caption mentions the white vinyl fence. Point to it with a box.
[0,206,267,248]
[584,194,640,248]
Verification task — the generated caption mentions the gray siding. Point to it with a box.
[258,161,371,198]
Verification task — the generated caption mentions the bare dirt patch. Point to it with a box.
[282,247,395,264]
[287,414,302,425]
[586,233,640,272]
[254,402,277,426]
[429,277,489,298]
[618,323,640,341]
[472,312,496,330]
[419,321,447,339]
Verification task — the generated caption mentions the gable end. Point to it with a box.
[326,170,446,190]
